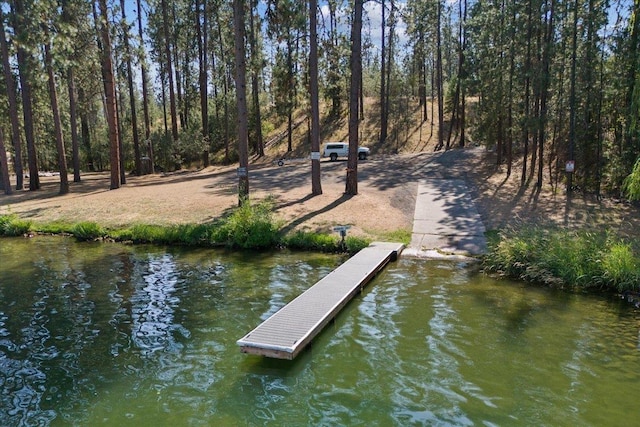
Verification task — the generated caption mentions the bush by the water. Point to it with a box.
[284,231,340,252]
[283,231,370,253]
[72,222,106,241]
[484,226,640,292]
[0,214,32,236]
[213,200,281,249]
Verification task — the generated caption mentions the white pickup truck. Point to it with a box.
[322,142,370,161]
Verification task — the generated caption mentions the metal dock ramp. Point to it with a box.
[237,242,404,359]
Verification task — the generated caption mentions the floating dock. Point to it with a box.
[237,242,404,359]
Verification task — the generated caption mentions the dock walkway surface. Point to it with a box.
[237,241,404,359]
[404,179,487,258]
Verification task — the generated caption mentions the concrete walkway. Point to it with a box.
[404,179,487,259]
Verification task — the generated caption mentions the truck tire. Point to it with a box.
[330,153,338,161]
[358,152,367,160]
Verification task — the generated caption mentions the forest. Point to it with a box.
[0,0,639,200]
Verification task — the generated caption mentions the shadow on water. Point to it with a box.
[239,347,314,377]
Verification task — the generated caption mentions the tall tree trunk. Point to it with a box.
[310,0,322,195]
[61,1,80,183]
[215,10,231,163]
[446,79,460,149]
[0,8,22,190]
[346,0,363,195]
[78,87,95,172]
[359,56,364,119]
[435,0,444,151]
[121,0,141,176]
[160,61,169,137]
[98,0,121,190]
[380,0,387,144]
[161,0,179,142]
[116,70,127,184]
[233,0,250,204]
[44,42,69,195]
[623,0,640,173]
[249,0,264,157]
[458,0,467,147]
[172,2,185,132]
[550,0,570,192]
[506,0,516,176]
[418,34,428,121]
[0,128,12,194]
[287,37,294,152]
[137,0,154,173]
[431,55,435,131]
[567,0,579,192]
[501,0,511,172]
[595,22,606,196]
[12,0,39,190]
[181,43,190,130]
[224,70,230,163]
[385,1,395,143]
[327,0,341,116]
[537,0,555,188]
[196,0,209,166]
[67,69,81,182]
[521,0,533,185]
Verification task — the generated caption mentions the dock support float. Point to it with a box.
[237,242,404,359]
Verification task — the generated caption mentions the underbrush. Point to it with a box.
[484,225,640,293]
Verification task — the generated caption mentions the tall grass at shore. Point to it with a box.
[0,214,31,236]
[484,226,640,292]
[0,201,371,254]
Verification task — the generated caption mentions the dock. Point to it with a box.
[237,242,404,359]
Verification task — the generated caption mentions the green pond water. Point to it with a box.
[1,236,639,426]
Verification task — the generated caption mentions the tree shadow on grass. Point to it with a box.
[278,193,353,235]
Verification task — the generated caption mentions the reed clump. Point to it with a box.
[484,225,640,292]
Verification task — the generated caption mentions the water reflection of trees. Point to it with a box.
[129,254,185,357]
[0,245,95,426]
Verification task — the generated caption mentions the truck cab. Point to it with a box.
[322,142,370,161]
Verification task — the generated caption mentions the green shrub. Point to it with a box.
[600,242,640,292]
[173,223,214,246]
[0,214,32,236]
[0,214,11,234]
[623,157,640,201]
[214,200,280,249]
[484,226,640,292]
[72,222,106,241]
[283,231,339,252]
